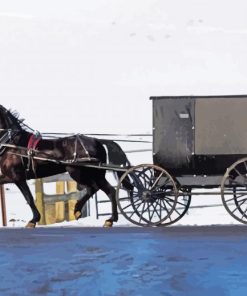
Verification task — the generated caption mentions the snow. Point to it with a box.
[1,175,241,228]
[0,0,247,227]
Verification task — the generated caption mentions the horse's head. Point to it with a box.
[0,105,23,131]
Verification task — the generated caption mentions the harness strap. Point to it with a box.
[27,132,42,173]
[77,135,91,160]
[71,134,91,163]
[27,133,41,150]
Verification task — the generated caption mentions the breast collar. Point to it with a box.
[27,132,42,151]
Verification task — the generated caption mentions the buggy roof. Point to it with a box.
[150,95,247,100]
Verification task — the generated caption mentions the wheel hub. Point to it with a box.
[141,190,155,202]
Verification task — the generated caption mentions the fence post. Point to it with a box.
[67,180,77,221]
[55,181,65,222]
[0,185,7,226]
[35,179,46,225]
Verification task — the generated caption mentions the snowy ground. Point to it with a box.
[1,176,240,228]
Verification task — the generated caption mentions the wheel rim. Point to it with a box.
[158,189,191,226]
[116,164,178,226]
[221,157,247,224]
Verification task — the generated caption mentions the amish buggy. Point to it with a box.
[115,95,247,226]
[1,95,247,227]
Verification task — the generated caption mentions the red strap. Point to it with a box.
[28,134,41,150]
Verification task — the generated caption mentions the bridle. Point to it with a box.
[0,107,25,155]
[0,129,19,155]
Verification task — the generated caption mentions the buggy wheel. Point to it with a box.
[116,164,178,226]
[221,157,247,224]
[158,188,191,226]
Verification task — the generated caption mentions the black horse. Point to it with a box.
[0,105,129,227]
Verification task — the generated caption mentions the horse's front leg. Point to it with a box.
[15,181,41,228]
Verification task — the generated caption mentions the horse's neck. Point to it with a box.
[12,130,30,146]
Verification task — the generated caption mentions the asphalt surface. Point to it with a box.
[0,226,247,296]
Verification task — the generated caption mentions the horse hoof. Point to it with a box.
[74,211,82,220]
[25,222,36,228]
[103,220,113,228]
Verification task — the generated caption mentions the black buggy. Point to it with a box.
[116,95,247,226]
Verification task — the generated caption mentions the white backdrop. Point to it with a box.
[1,0,247,134]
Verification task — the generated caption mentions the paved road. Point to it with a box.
[0,226,247,296]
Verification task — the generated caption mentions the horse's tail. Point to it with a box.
[98,139,132,190]
[98,139,130,167]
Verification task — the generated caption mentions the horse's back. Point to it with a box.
[76,134,106,162]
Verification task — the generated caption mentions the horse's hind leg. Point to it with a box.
[96,178,118,227]
[74,184,98,220]
[65,166,99,220]
[66,166,117,227]
[15,181,41,228]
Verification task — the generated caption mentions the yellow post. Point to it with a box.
[55,181,65,223]
[68,200,77,221]
[55,201,65,223]
[56,181,65,194]
[66,181,77,221]
[45,203,56,225]
[66,180,77,193]
[35,179,46,225]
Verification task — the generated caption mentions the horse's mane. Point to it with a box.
[7,108,34,132]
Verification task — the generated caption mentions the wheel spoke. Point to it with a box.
[241,205,247,219]
[152,200,161,220]
[234,168,242,177]
[150,172,163,190]
[139,202,147,223]
[154,177,172,190]
[222,157,247,224]
[150,201,159,221]
[121,199,142,211]
[116,164,178,226]
[161,199,172,221]
[128,202,144,219]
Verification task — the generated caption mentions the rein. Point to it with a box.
[6,150,125,171]
[0,134,98,166]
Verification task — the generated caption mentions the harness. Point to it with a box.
[26,131,42,173]
[0,131,99,175]
[72,134,91,163]
[27,132,42,152]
